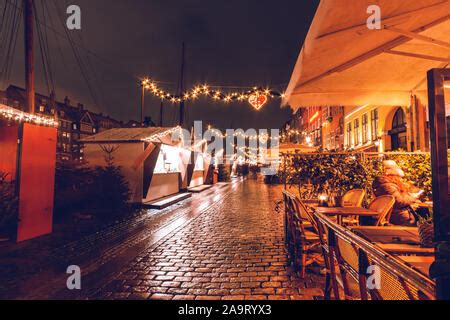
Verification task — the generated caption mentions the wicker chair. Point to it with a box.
[340,189,366,226]
[367,195,395,226]
[283,191,321,278]
[341,189,366,207]
[333,234,365,299]
[314,211,436,301]
[364,255,433,300]
[315,216,340,300]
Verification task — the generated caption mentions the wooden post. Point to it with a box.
[427,68,450,300]
[23,0,34,114]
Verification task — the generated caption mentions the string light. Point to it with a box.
[141,78,285,111]
[280,128,307,141]
[140,126,183,143]
[207,128,271,141]
[0,104,58,127]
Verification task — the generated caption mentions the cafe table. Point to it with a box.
[351,226,435,256]
[313,207,379,225]
[396,255,435,277]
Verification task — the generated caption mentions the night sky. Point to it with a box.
[1,0,319,130]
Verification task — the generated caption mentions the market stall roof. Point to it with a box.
[283,0,450,111]
[80,127,182,145]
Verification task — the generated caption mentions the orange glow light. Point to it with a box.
[309,111,319,123]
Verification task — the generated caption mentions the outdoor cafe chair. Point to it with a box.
[340,189,366,226]
[341,189,365,207]
[315,214,340,300]
[282,191,321,278]
[364,254,433,300]
[314,210,435,301]
[283,191,295,259]
[332,232,366,299]
[366,195,395,227]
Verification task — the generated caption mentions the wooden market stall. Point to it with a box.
[0,104,57,242]
[80,127,192,206]
[187,141,214,192]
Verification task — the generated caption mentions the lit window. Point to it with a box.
[346,123,352,147]
[362,113,369,144]
[39,105,45,113]
[354,119,360,145]
[371,109,379,141]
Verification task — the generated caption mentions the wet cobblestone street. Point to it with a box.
[0,179,324,300]
[95,179,324,300]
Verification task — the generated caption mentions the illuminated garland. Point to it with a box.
[140,126,183,143]
[141,79,285,111]
[0,104,58,127]
[208,128,279,142]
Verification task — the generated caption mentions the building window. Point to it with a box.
[354,119,360,146]
[73,123,77,130]
[389,108,407,151]
[362,113,369,144]
[346,123,352,148]
[371,109,379,141]
[39,105,45,113]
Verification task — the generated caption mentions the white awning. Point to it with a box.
[283,0,450,111]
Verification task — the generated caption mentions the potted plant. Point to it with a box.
[0,172,18,241]
[417,214,434,248]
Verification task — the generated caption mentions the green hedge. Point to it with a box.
[54,161,131,221]
[279,152,432,202]
[0,173,18,235]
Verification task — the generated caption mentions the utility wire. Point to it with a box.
[34,0,53,94]
[52,0,101,109]
[0,0,21,88]
[40,0,55,91]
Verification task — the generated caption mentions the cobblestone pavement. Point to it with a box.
[0,181,236,299]
[95,179,325,300]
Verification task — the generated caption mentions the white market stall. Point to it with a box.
[188,140,214,191]
[80,127,192,204]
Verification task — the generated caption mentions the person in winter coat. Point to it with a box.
[372,160,423,226]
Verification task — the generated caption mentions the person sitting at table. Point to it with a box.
[372,160,423,226]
